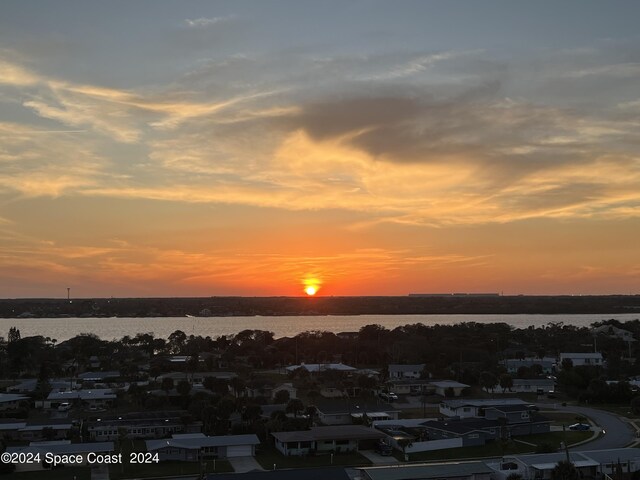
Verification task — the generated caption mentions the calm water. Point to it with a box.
[1,313,639,342]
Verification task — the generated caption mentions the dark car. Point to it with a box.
[375,441,393,456]
[568,423,590,431]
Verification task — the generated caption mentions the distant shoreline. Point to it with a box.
[1,295,639,319]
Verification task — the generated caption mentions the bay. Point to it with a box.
[1,313,639,342]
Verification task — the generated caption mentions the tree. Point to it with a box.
[177,380,192,397]
[506,474,523,480]
[161,377,174,396]
[499,374,514,393]
[480,371,498,392]
[550,460,579,480]
[8,327,20,343]
[274,389,290,404]
[285,398,304,417]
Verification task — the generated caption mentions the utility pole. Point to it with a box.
[67,287,71,301]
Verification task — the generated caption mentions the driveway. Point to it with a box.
[360,450,399,465]
[538,403,635,451]
[228,455,265,473]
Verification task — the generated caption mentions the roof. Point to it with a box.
[422,418,500,435]
[580,448,640,464]
[207,467,352,480]
[560,352,603,359]
[47,389,116,400]
[7,442,114,455]
[146,433,259,451]
[485,404,536,413]
[442,398,529,409]
[0,393,29,403]
[285,363,356,373]
[361,461,494,480]
[429,380,470,389]
[314,398,397,415]
[388,364,425,372]
[512,378,554,386]
[272,425,384,443]
[78,371,120,381]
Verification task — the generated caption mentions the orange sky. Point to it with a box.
[1,2,640,297]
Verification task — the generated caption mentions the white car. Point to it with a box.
[58,402,71,412]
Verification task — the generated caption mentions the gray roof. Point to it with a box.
[0,393,29,403]
[7,442,114,455]
[388,364,425,373]
[442,398,529,409]
[580,448,640,464]
[512,378,554,386]
[422,418,500,435]
[272,425,385,443]
[362,461,494,480]
[47,389,115,401]
[146,433,259,451]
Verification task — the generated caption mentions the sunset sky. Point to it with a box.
[1,1,640,297]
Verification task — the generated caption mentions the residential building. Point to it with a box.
[146,433,260,461]
[285,363,357,374]
[42,389,116,409]
[271,383,297,400]
[505,378,555,394]
[439,398,531,419]
[359,461,494,480]
[0,393,29,410]
[503,358,555,374]
[313,398,399,425]
[88,411,201,441]
[388,364,425,380]
[272,425,385,456]
[559,352,604,367]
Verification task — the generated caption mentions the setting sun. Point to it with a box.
[304,285,317,296]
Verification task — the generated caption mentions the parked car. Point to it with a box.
[568,423,590,431]
[379,392,399,401]
[375,441,393,456]
[58,402,71,412]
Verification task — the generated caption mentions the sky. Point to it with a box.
[1,0,640,298]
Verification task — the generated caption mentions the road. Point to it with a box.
[539,403,635,451]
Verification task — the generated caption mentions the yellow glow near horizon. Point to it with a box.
[303,277,321,296]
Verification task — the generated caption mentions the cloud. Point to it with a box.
[184,15,235,28]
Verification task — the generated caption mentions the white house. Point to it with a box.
[559,352,604,368]
[146,433,260,461]
[439,398,531,419]
[388,364,425,380]
[272,425,384,456]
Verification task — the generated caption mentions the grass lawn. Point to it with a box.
[10,467,91,480]
[588,404,635,418]
[540,411,590,425]
[396,431,594,463]
[109,459,233,479]
[256,447,371,470]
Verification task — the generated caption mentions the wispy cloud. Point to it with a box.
[184,15,235,28]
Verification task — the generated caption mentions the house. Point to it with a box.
[43,389,116,409]
[592,324,636,343]
[439,398,531,419]
[503,358,555,374]
[384,379,432,395]
[272,425,385,456]
[146,433,260,461]
[272,383,297,400]
[0,393,29,410]
[388,364,425,380]
[313,398,399,425]
[7,378,76,394]
[88,411,202,441]
[6,441,114,472]
[156,371,237,384]
[559,352,604,368]
[207,466,353,480]
[78,371,120,383]
[504,378,555,394]
[483,406,550,436]
[359,461,494,480]
[429,380,470,397]
[421,419,500,447]
[16,423,75,442]
[487,449,640,480]
[285,363,357,374]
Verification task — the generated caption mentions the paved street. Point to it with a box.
[539,403,635,451]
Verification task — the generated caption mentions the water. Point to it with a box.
[1,313,639,342]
